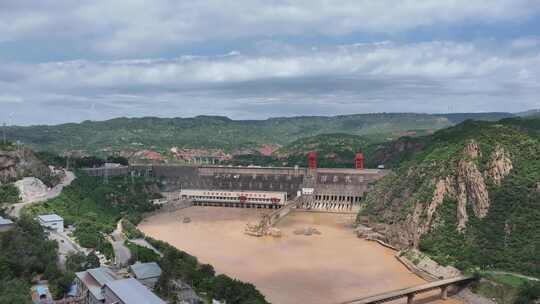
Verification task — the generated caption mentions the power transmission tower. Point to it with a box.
[104,168,109,184]
[2,122,6,145]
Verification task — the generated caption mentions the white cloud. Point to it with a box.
[14,41,537,88]
[1,40,539,124]
[0,94,23,103]
[1,0,539,54]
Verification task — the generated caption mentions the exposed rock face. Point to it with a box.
[485,145,513,186]
[463,141,481,159]
[0,147,55,185]
[0,152,19,182]
[363,141,514,249]
[457,158,490,219]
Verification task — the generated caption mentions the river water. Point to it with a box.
[139,207,462,304]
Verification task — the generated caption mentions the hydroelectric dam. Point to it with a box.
[83,152,388,213]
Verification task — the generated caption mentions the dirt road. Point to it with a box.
[7,170,76,218]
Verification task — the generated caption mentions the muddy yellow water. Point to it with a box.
[139,207,461,304]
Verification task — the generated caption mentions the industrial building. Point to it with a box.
[103,278,165,304]
[75,267,165,304]
[75,267,120,304]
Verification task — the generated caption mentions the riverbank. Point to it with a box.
[139,206,463,304]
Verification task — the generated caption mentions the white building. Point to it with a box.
[180,189,287,207]
[0,216,15,232]
[37,214,64,233]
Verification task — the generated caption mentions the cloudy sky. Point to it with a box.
[1,0,540,125]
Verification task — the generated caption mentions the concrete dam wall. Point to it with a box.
[84,164,388,212]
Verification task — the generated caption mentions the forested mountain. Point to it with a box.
[360,116,540,277]
[6,112,513,156]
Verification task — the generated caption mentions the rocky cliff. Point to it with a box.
[360,118,540,276]
[0,144,58,186]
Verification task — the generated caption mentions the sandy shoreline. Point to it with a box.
[139,207,461,304]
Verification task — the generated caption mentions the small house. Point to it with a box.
[0,216,15,232]
[37,214,64,233]
[129,262,162,289]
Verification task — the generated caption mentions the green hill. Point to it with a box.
[360,117,540,277]
[6,112,513,156]
[273,133,375,168]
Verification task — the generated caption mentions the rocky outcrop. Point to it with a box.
[399,249,461,280]
[0,147,58,186]
[14,177,49,203]
[457,158,490,218]
[363,141,514,249]
[0,151,19,182]
[485,145,513,186]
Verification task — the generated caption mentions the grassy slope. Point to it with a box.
[24,174,158,257]
[7,113,513,155]
[362,117,540,277]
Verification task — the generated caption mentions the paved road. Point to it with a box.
[130,238,163,257]
[7,170,76,218]
[49,230,88,269]
[484,271,539,282]
[109,220,131,267]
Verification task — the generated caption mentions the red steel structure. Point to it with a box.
[307,151,317,169]
[355,153,365,169]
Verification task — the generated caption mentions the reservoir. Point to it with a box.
[139,207,462,304]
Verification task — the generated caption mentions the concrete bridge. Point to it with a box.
[340,276,476,304]
[265,197,302,227]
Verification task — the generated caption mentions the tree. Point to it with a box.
[86,252,100,269]
[50,272,75,299]
[66,252,87,272]
[514,282,540,304]
[0,279,31,304]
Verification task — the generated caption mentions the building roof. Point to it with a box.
[130,262,162,280]
[87,267,119,286]
[36,285,49,296]
[75,267,119,301]
[37,214,63,222]
[31,284,53,304]
[0,216,14,225]
[104,278,166,304]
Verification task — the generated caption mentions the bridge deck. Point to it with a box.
[341,276,475,304]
